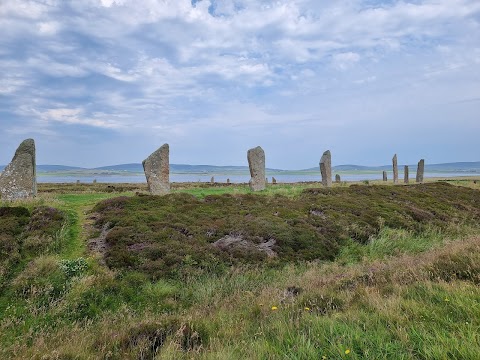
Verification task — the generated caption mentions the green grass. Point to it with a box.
[0,181,479,359]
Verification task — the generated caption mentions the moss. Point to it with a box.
[92,183,480,279]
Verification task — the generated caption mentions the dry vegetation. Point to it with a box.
[0,180,479,359]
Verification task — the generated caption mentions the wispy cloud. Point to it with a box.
[1,0,479,167]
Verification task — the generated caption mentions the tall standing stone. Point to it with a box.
[416,159,425,183]
[404,166,409,184]
[0,139,37,200]
[383,171,387,181]
[272,177,277,185]
[247,146,266,191]
[142,143,170,195]
[335,174,341,183]
[210,176,214,184]
[392,154,398,184]
[319,150,332,187]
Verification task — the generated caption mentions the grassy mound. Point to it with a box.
[0,205,66,288]
[92,183,480,278]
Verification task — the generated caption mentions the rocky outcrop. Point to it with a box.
[0,139,37,200]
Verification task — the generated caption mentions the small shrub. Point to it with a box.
[120,319,179,358]
[59,258,89,279]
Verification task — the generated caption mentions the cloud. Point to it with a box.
[332,52,361,70]
[39,108,122,129]
[1,0,479,167]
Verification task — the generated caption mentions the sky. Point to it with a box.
[1,0,479,169]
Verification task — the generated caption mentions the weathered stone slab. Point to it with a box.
[0,139,37,200]
[227,178,230,184]
[404,166,409,184]
[319,150,332,187]
[272,177,277,185]
[392,154,398,184]
[335,174,341,183]
[383,171,387,181]
[247,146,266,191]
[210,176,214,184]
[142,143,170,195]
[416,159,424,183]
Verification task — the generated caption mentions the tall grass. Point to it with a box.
[1,182,479,359]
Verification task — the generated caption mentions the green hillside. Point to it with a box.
[0,180,479,359]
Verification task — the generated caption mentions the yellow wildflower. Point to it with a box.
[345,349,351,355]
[271,306,278,311]
[304,307,310,311]
[444,298,450,302]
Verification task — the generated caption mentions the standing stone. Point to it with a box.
[416,159,425,183]
[272,177,277,185]
[404,166,409,184]
[335,174,341,183]
[392,154,398,184]
[319,150,332,187]
[93,179,97,184]
[0,139,37,200]
[247,146,266,191]
[142,143,170,195]
[226,178,230,184]
[210,176,214,184]
[76,180,80,184]
[383,171,387,181]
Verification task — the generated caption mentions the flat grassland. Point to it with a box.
[1,179,479,359]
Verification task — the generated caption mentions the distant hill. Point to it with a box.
[1,161,479,175]
[37,165,86,172]
[94,163,284,174]
[302,161,480,173]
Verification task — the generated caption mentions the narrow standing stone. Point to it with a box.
[383,171,387,181]
[0,139,37,200]
[392,154,398,184]
[227,178,230,184]
[335,174,341,183]
[210,176,214,184]
[142,143,170,195]
[319,150,332,187]
[247,146,266,191]
[93,179,97,184]
[404,166,409,184]
[416,159,425,183]
[272,177,277,185]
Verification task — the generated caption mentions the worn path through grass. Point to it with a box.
[55,193,131,259]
